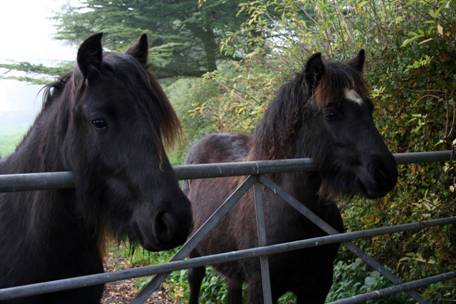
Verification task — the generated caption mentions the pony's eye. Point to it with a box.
[91,118,108,129]
[325,110,337,121]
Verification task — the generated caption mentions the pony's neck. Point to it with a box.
[0,90,99,240]
[247,74,308,160]
[246,77,324,205]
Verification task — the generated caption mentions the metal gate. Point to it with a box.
[0,150,454,303]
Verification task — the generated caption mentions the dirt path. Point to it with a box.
[101,251,175,304]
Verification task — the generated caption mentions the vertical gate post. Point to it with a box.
[254,179,273,304]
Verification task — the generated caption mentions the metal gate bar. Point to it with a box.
[259,176,429,303]
[328,271,456,304]
[132,176,254,303]
[0,150,453,303]
[1,216,454,301]
[0,171,73,192]
[0,151,452,192]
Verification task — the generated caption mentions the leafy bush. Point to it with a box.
[162,0,456,302]
[327,259,413,303]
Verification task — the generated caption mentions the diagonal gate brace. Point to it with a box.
[258,176,428,304]
[131,176,255,303]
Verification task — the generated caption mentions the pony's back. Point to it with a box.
[185,132,251,165]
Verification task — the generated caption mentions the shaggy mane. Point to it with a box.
[40,56,180,148]
[251,61,368,160]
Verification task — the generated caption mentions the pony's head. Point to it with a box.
[60,33,192,250]
[302,51,397,198]
[254,51,397,199]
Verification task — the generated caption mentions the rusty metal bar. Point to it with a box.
[254,180,273,304]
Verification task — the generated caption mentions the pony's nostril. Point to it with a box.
[373,165,387,183]
[368,156,397,192]
[155,211,177,244]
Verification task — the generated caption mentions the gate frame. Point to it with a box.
[0,150,454,303]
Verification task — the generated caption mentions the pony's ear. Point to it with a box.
[305,53,325,91]
[126,33,149,66]
[77,33,103,81]
[348,49,365,72]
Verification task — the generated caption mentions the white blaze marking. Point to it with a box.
[344,89,363,105]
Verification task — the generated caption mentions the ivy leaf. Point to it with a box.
[437,24,444,36]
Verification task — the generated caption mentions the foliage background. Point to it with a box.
[1,0,455,302]
[164,1,456,302]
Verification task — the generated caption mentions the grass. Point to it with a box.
[0,131,25,157]
[108,241,229,303]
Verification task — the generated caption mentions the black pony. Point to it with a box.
[0,33,192,304]
[185,51,397,303]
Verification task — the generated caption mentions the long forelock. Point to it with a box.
[313,62,368,108]
[145,69,181,148]
[252,61,368,160]
[65,57,174,175]
[105,53,181,149]
[41,53,181,152]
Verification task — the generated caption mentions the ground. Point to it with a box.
[101,251,176,304]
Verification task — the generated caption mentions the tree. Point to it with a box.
[54,0,244,78]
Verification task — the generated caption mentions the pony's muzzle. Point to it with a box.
[154,211,178,244]
[132,198,193,251]
[359,154,397,198]
[151,205,192,250]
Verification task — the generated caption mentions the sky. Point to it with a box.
[0,0,76,63]
[0,0,78,131]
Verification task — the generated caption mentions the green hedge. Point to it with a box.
[160,0,456,302]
